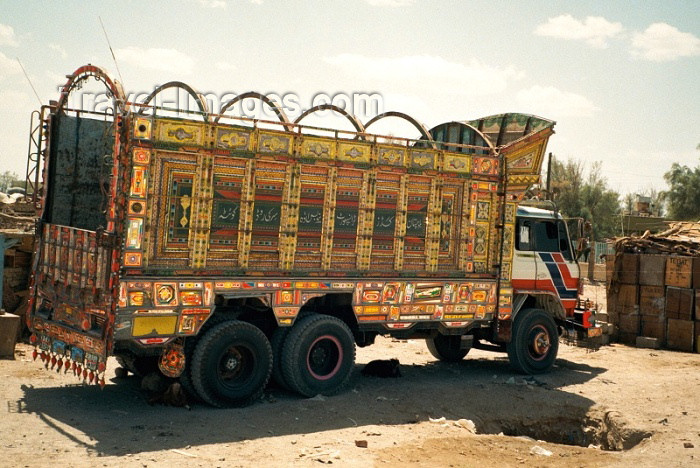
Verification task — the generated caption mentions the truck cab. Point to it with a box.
[512,205,580,321]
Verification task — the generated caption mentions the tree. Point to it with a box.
[662,161,700,221]
[549,157,621,240]
[0,170,23,192]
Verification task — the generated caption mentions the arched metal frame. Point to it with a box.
[294,104,366,134]
[137,81,210,121]
[364,111,435,146]
[215,91,293,131]
[427,121,495,154]
[55,64,127,113]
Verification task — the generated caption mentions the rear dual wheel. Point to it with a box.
[191,320,272,407]
[280,315,355,397]
[426,334,470,362]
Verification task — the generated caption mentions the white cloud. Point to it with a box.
[48,43,67,59]
[215,61,236,71]
[516,85,599,118]
[630,23,700,62]
[534,14,623,48]
[0,23,18,47]
[115,47,195,75]
[198,0,227,8]
[325,54,523,97]
[364,0,414,6]
[0,51,21,78]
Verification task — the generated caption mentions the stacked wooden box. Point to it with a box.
[608,253,700,352]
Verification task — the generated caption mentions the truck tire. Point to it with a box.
[507,308,558,374]
[269,326,291,389]
[191,320,272,407]
[179,313,234,400]
[426,334,470,362]
[281,315,355,398]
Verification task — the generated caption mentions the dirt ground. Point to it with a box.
[2,283,699,467]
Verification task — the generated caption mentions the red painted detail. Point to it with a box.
[551,253,578,289]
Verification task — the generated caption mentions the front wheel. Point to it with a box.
[426,334,470,362]
[281,315,355,397]
[507,308,558,374]
[191,320,272,407]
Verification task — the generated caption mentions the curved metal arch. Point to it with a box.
[137,81,210,121]
[429,121,495,152]
[215,91,293,131]
[56,64,127,112]
[293,104,366,134]
[363,111,435,144]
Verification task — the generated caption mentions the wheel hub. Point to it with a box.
[532,329,550,356]
[224,355,240,371]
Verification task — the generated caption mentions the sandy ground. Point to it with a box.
[2,283,700,467]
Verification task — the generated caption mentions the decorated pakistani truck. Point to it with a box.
[26,65,599,407]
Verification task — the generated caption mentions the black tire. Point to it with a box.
[269,326,292,389]
[426,334,470,362]
[191,320,272,407]
[507,308,559,374]
[281,315,355,398]
[179,314,234,401]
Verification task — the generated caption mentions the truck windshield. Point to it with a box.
[44,114,113,231]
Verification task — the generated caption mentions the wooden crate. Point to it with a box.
[618,332,638,345]
[694,258,700,289]
[696,321,700,353]
[618,313,640,334]
[639,254,666,286]
[667,318,694,352]
[665,256,693,288]
[617,254,639,284]
[613,284,638,316]
[639,286,665,316]
[641,316,666,345]
[696,290,700,321]
[665,287,694,320]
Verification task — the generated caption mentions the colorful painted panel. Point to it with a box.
[216,126,252,152]
[155,119,205,146]
[337,141,371,164]
[301,136,336,160]
[402,175,430,270]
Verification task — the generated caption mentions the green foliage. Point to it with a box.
[549,157,621,240]
[0,170,23,192]
[662,162,700,221]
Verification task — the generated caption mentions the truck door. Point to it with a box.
[512,218,538,290]
[531,219,579,303]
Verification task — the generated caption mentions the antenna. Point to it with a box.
[99,16,125,85]
[15,58,42,106]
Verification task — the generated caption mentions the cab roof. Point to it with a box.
[517,205,562,220]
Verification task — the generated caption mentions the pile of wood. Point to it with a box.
[613,222,700,257]
[607,222,700,352]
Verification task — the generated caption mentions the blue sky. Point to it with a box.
[0,0,698,195]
